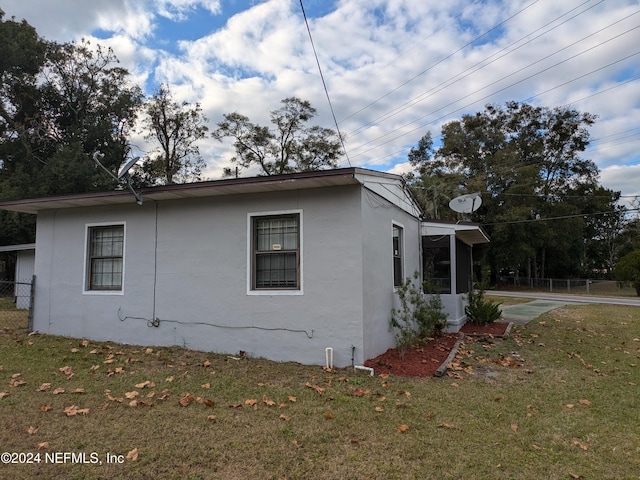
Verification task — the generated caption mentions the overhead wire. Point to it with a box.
[339,0,543,124]
[346,0,605,138]
[299,0,351,167]
[351,49,639,163]
[347,19,640,159]
[482,208,639,226]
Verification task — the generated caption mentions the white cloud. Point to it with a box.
[1,0,638,189]
[156,0,221,21]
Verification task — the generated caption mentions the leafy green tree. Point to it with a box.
[614,249,640,296]
[405,132,462,220]
[407,102,622,284]
[38,40,143,193]
[0,15,143,244]
[213,97,343,176]
[140,84,208,185]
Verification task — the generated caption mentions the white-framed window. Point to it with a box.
[84,223,125,294]
[392,222,404,287]
[247,210,303,295]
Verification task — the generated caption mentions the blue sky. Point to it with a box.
[2,0,639,205]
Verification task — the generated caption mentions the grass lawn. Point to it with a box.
[1,304,639,480]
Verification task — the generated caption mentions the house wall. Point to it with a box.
[32,185,366,367]
[359,187,422,364]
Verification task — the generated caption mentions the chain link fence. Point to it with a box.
[497,276,637,297]
[0,277,33,331]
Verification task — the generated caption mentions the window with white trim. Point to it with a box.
[251,213,300,290]
[393,224,403,287]
[86,224,124,291]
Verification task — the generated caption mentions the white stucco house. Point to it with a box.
[0,167,488,367]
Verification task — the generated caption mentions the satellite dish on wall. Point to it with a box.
[118,156,140,180]
[449,193,482,214]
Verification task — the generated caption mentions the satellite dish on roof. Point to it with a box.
[118,156,140,179]
[93,151,143,206]
[449,193,482,214]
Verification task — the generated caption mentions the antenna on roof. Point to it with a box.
[93,151,143,205]
[449,192,481,220]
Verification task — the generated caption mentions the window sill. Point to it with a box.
[82,290,124,296]
[247,289,303,296]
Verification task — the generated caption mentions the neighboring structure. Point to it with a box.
[0,243,35,309]
[0,168,488,366]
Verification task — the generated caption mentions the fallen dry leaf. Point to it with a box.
[158,389,170,400]
[440,422,456,429]
[39,404,53,412]
[398,424,410,433]
[0,392,9,399]
[125,391,139,399]
[579,399,592,406]
[279,414,292,421]
[71,388,85,394]
[37,442,49,450]
[52,388,65,395]
[262,394,276,407]
[207,415,217,421]
[375,406,384,412]
[511,423,518,433]
[126,448,139,461]
[165,376,175,383]
[201,383,211,389]
[288,395,297,403]
[350,388,370,397]
[572,439,589,451]
[63,405,89,416]
[27,426,39,435]
[59,366,73,377]
[179,393,194,407]
[145,348,153,354]
[305,382,325,396]
[245,399,258,406]
[203,360,211,368]
[324,413,334,419]
[37,383,52,392]
[135,381,155,389]
[9,376,27,387]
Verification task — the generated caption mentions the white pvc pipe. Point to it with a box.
[354,365,374,376]
[325,347,333,369]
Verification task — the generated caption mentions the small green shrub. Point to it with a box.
[465,289,502,325]
[614,249,640,296]
[390,271,447,357]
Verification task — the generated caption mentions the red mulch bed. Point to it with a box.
[363,334,460,377]
[363,322,510,378]
[460,321,509,336]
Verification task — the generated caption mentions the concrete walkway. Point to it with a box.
[498,299,574,325]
